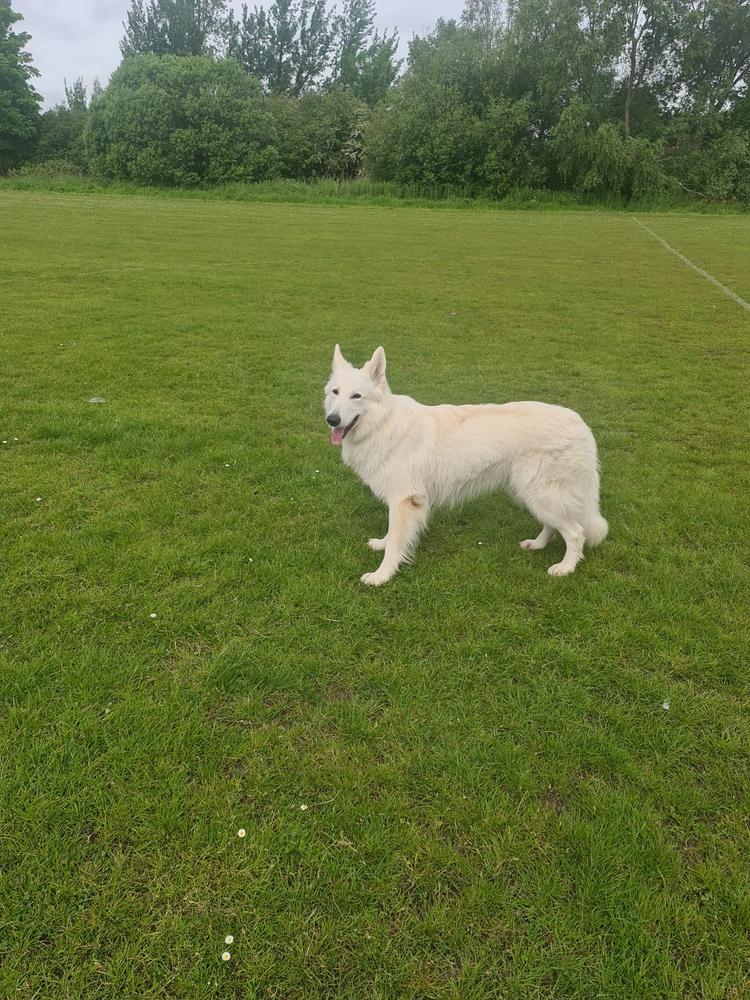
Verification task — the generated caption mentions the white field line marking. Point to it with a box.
[633,217,750,314]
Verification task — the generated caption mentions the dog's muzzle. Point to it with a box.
[329,414,359,446]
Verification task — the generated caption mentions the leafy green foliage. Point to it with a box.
[362,1,749,204]
[617,0,676,136]
[461,0,507,43]
[365,23,545,195]
[677,0,750,113]
[366,90,485,190]
[482,97,546,194]
[0,0,41,173]
[121,0,230,57]
[34,78,90,171]
[6,0,749,203]
[85,55,278,185]
[552,99,664,197]
[224,0,400,102]
[271,89,368,178]
[662,114,750,202]
[227,0,335,96]
[332,0,400,106]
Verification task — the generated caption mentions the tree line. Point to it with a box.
[1,0,748,201]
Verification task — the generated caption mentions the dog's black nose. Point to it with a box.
[327,414,341,427]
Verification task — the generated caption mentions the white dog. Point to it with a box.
[324,345,608,586]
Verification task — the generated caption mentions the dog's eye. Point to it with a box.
[351,393,362,400]
[332,389,338,395]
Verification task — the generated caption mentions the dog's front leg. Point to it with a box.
[361,494,429,586]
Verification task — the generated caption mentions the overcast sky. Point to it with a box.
[15,0,462,108]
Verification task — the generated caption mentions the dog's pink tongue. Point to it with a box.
[330,426,345,446]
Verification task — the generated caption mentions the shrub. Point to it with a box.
[663,117,750,203]
[85,55,278,185]
[271,89,368,179]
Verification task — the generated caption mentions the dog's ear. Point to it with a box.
[365,346,387,384]
[332,343,347,371]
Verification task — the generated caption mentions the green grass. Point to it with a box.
[1,190,749,999]
[3,171,749,213]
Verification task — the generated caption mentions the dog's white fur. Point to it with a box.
[324,345,608,586]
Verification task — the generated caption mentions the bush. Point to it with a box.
[271,90,368,179]
[35,105,89,171]
[480,98,546,195]
[363,21,546,195]
[27,79,91,171]
[663,117,750,203]
[365,87,546,195]
[85,55,278,186]
[365,86,485,190]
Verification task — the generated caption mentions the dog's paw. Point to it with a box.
[360,571,390,587]
[547,561,575,577]
[367,537,387,551]
[520,538,543,551]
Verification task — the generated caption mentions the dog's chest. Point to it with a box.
[343,444,403,504]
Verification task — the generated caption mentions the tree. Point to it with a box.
[504,0,621,135]
[85,55,278,184]
[461,0,507,45]
[364,20,545,193]
[0,0,41,172]
[403,19,500,116]
[227,0,334,95]
[64,77,88,112]
[616,0,675,135]
[35,77,90,169]
[332,0,401,105]
[551,96,663,196]
[675,0,750,114]
[121,0,229,57]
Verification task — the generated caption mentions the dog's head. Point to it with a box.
[324,344,388,446]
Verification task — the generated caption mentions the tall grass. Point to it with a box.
[2,169,747,213]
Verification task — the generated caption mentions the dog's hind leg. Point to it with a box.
[546,521,585,577]
[367,536,387,551]
[361,494,429,586]
[526,492,584,577]
[520,525,554,551]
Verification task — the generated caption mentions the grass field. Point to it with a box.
[1,191,748,999]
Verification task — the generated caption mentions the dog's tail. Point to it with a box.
[583,512,609,547]
[581,464,608,547]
